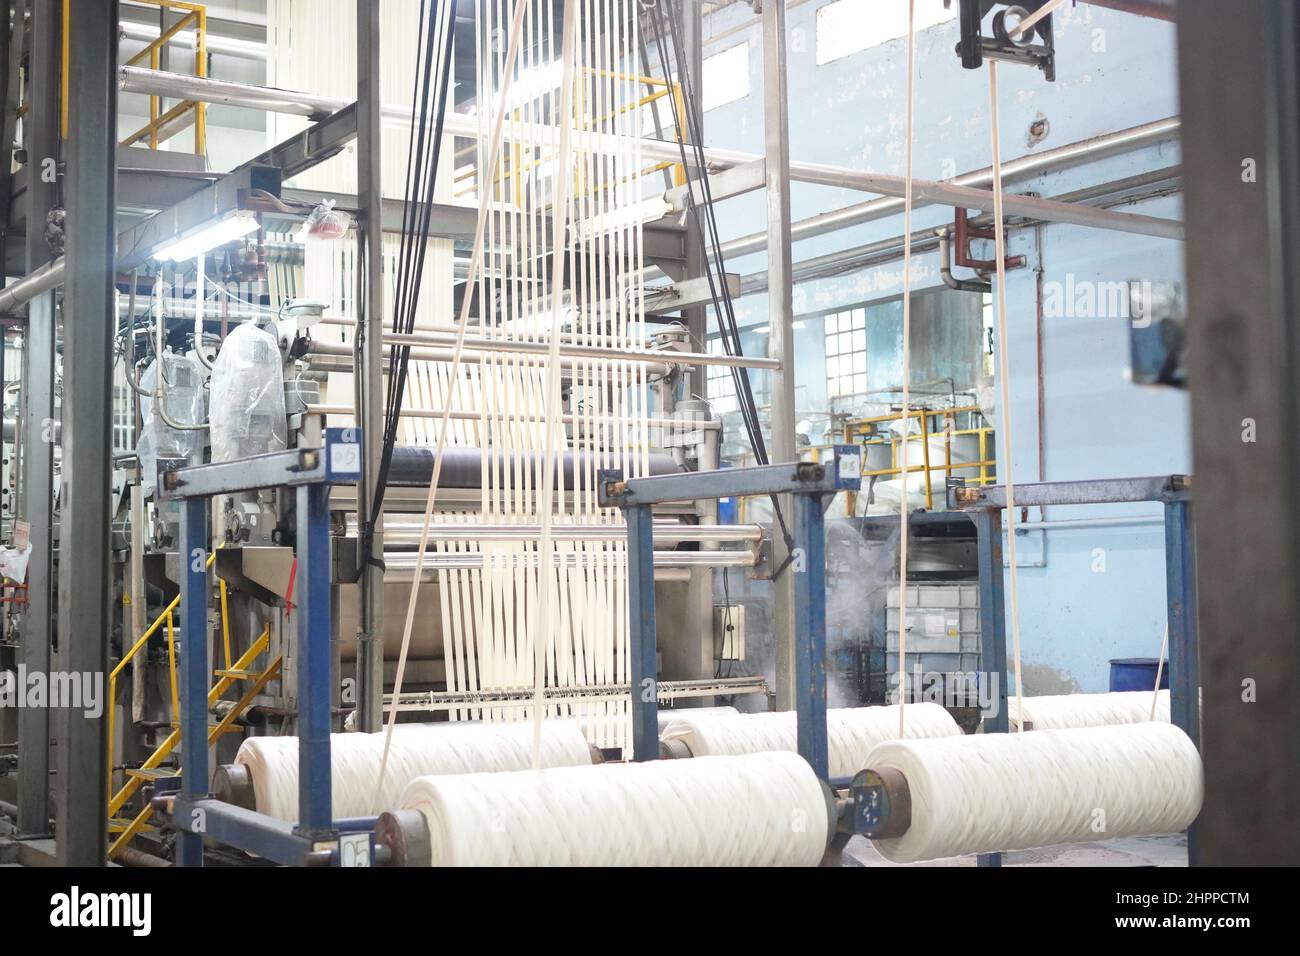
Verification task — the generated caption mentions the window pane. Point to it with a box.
[703,44,749,111]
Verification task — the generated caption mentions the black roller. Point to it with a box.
[386,447,683,489]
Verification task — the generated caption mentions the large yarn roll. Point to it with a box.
[867,722,1203,863]
[656,705,738,732]
[1007,690,1169,730]
[659,704,961,778]
[236,721,592,820]
[400,751,829,866]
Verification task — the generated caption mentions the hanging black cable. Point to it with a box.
[369,1,458,529]
[650,0,797,563]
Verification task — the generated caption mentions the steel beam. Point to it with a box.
[951,475,1189,510]
[1178,0,1300,865]
[793,493,828,780]
[112,66,1182,241]
[15,0,60,840]
[54,0,117,867]
[176,496,208,867]
[354,0,384,734]
[762,0,798,713]
[626,505,659,762]
[295,483,334,836]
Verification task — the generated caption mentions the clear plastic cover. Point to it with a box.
[208,322,288,463]
[138,352,207,493]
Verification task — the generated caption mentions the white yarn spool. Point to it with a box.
[867,722,1203,863]
[656,705,738,732]
[659,704,961,778]
[236,721,592,821]
[1008,690,1170,730]
[400,752,829,866]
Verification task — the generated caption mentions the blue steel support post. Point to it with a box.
[1164,497,1200,865]
[972,508,1006,868]
[627,504,658,761]
[793,492,829,780]
[295,482,334,836]
[1164,499,1199,745]
[177,496,210,867]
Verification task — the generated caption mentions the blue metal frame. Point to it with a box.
[602,446,861,780]
[159,428,362,866]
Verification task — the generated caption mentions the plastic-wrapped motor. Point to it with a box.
[208,322,288,463]
[138,352,207,494]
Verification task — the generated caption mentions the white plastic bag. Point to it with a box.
[138,352,206,493]
[208,322,288,462]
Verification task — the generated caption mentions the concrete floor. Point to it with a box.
[842,833,1188,866]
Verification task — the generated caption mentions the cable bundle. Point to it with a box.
[400,751,829,866]
[370,0,458,526]
[660,704,961,778]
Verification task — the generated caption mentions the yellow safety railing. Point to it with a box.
[66,0,208,152]
[844,405,996,512]
[454,68,686,202]
[107,628,279,858]
[106,548,217,807]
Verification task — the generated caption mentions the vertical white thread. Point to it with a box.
[373,0,533,812]
[986,61,1025,728]
[897,0,916,738]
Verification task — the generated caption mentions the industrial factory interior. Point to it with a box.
[0,0,1291,897]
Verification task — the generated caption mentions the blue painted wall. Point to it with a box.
[697,2,1187,692]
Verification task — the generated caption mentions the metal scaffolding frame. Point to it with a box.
[55,0,118,866]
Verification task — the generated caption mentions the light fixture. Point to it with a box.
[152,210,259,262]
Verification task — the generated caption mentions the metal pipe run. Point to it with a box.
[372,330,782,370]
[713,116,1181,263]
[305,402,721,431]
[0,257,64,312]
[381,549,757,571]
[116,67,1182,242]
[304,341,672,377]
[355,518,763,544]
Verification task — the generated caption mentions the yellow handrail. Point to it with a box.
[106,548,220,802]
[108,625,272,821]
[67,0,208,152]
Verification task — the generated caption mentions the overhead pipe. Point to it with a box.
[116,68,1182,241]
[709,117,1181,264]
[937,228,992,293]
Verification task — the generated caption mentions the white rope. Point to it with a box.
[533,0,579,768]
[897,0,917,737]
[373,0,533,811]
[1008,0,1069,40]
[1151,623,1169,721]
[236,721,592,822]
[986,60,1026,729]
[866,722,1203,863]
[399,751,829,866]
[660,704,960,779]
[1007,690,1170,730]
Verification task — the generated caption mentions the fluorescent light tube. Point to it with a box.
[153,210,259,262]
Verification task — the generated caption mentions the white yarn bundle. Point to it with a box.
[236,721,592,821]
[867,722,1203,863]
[400,752,829,866]
[659,704,961,778]
[1007,690,1170,730]
[656,705,738,732]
